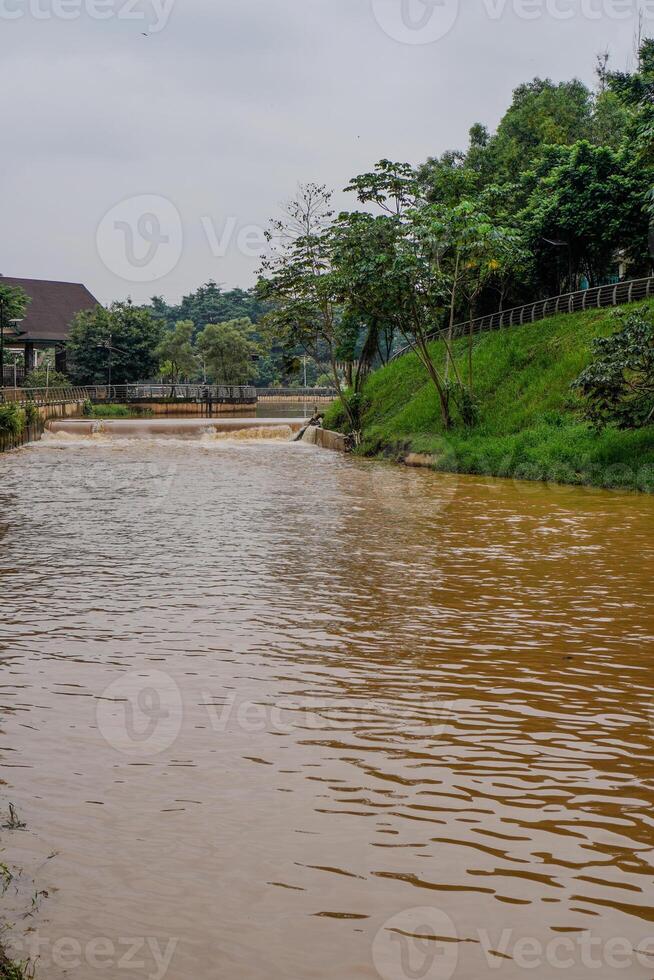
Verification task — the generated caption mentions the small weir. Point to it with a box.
[47,417,307,439]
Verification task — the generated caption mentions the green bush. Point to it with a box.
[571,309,654,429]
[24,403,40,427]
[23,367,70,389]
[87,404,153,418]
[0,404,25,437]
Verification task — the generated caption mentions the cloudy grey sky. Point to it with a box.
[0,0,646,304]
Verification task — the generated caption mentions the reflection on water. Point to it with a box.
[0,429,653,979]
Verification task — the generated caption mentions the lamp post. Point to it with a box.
[97,334,127,399]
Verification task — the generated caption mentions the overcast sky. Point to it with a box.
[0,0,646,304]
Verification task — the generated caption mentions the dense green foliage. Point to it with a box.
[145,281,311,386]
[155,319,198,384]
[83,403,152,418]
[324,301,654,492]
[0,285,29,326]
[572,309,654,429]
[23,367,70,389]
[0,404,25,437]
[147,281,264,334]
[197,318,260,385]
[66,303,163,385]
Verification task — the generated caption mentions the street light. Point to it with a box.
[96,334,127,396]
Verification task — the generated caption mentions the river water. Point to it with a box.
[1,418,653,980]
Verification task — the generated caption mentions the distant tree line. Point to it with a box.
[63,283,323,388]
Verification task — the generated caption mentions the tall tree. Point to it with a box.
[197,318,259,385]
[521,140,651,290]
[67,302,163,385]
[156,319,198,387]
[257,184,361,429]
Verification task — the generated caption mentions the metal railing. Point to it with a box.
[0,383,258,407]
[391,276,654,360]
[1,385,90,406]
[89,383,257,403]
[2,364,25,386]
[256,387,337,399]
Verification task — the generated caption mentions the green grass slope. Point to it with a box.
[325,300,654,492]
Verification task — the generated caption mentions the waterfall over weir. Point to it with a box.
[47,417,307,440]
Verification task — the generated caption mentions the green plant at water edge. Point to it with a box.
[0,949,34,980]
[0,865,13,895]
[572,310,654,429]
[0,405,25,438]
[82,398,94,417]
[23,404,39,428]
[87,404,153,418]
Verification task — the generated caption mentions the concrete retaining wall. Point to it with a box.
[0,400,85,454]
[301,426,348,452]
[128,401,256,416]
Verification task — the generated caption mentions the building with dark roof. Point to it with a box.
[1,275,100,375]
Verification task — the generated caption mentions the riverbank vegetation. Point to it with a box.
[0,404,39,440]
[257,40,654,484]
[323,301,654,491]
[81,401,153,419]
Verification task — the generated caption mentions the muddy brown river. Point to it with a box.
[1,422,653,979]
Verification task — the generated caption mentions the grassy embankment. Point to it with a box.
[324,300,654,492]
[83,403,152,419]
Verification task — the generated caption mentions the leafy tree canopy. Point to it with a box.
[66,302,163,385]
[155,319,198,384]
[0,284,29,330]
[196,318,259,386]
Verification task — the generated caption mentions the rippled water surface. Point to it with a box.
[1,427,654,979]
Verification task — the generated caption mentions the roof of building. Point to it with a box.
[0,276,99,344]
